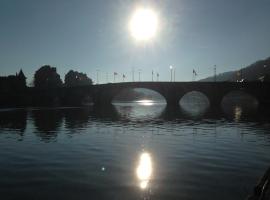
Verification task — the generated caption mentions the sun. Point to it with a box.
[129,8,159,41]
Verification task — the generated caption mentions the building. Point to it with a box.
[0,70,27,92]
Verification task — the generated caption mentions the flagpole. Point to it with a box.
[214,65,217,82]
[170,66,173,82]
[192,69,197,81]
[138,69,141,82]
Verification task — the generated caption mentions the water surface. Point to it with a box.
[0,102,270,200]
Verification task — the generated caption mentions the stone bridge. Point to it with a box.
[59,82,270,108]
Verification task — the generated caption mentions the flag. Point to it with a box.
[193,69,197,76]
[114,72,118,75]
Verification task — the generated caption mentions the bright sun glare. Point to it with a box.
[129,8,158,41]
[136,152,153,189]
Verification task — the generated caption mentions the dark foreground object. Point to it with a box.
[247,167,270,200]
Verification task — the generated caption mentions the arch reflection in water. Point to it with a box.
[114,102,166,120]
[136,152,153,189]
[113,88,166,120]
[222,91,259,121]
[179,91,210,118]
[136,99,154,106]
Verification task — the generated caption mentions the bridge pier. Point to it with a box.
[206,92,224,111]
[166,99,181,108]
[59,82,270,110]
[93,98,112,106]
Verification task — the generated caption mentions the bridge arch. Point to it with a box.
[221,90,259,120]
[221,90,259,115]
[179,91,210,116]
[111,87,167,104]
[90,82,270,108]
[221,90,259,107]
[92,83,175,106]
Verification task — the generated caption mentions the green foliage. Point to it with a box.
[64,70,93,86]
[34,65,63,88]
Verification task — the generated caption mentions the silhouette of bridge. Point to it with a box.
[58,81,270,108]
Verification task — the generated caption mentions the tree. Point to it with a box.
[34,65,63,88]
[64,70,93,86]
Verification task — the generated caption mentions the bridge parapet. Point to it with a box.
[57,82,270,108]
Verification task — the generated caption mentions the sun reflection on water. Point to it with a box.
[234,106,242,122]
[136,99,154,106]
[136,152,153,189]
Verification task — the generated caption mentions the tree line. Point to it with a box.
[33,65,93,88]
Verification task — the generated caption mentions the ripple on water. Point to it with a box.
[0,105,270,200]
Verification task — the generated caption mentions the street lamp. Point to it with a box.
[174,68,176,82]
[96,69,99,84]
[138,69,142,81]
[132,68,135,82]
[213,65,217,82]
[170,65,173,82]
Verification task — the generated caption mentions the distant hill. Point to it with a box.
[199,56,270,82]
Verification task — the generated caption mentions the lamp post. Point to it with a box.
[170,65,173,82]
[132,68,135,82]
[213,65,217,82]
[174,68,176,82]
[96,69,99,84]
[138,69,141,82]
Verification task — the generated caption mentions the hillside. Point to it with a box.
[200,57,270,82]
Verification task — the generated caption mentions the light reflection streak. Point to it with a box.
[234,106,242,121]
[136,99,154,106]
[136,152,153,189]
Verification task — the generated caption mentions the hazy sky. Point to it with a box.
[0,0,270,83]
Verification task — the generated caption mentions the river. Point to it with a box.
[0,101,270,200]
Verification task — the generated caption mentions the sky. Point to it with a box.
[0,0,270,84]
